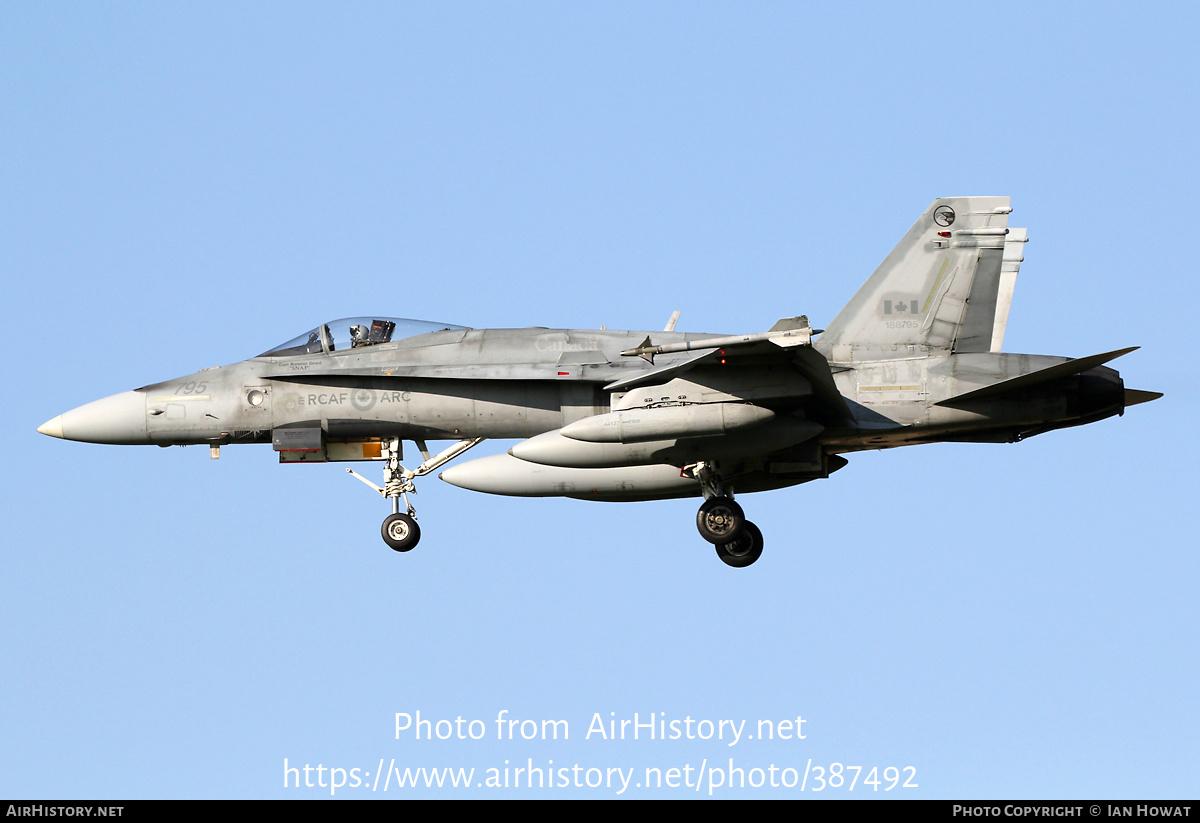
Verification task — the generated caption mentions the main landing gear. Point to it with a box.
[347,437,484,553]
[685,461,764,568]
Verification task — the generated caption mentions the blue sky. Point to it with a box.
[3,2,1196,798]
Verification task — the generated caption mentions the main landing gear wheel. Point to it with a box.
[382,513,421,552]
[715,521,763,568]
[696,496,745,544]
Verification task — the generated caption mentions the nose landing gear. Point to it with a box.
[347,436,484,553]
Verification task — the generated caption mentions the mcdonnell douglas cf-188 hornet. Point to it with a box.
[39,198,1160,567]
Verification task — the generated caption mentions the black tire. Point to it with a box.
[382,513,421,552]
[696,496,745,544]
[715,521,763,568]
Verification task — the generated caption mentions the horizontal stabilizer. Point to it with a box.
[936,347,1140,406]
[1124,389,1163,407]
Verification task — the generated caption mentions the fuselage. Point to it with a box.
[40,322,1128,459]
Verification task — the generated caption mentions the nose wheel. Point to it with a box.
[382,512,421,552]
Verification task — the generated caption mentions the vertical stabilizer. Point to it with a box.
[816,197,1026,362]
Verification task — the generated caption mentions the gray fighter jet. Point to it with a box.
[39,197,1160,567]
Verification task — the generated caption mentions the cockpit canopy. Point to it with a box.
[260,317,466,357]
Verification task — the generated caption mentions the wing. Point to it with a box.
[606,320,850,421]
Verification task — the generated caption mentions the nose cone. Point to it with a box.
[37,416,64,438]
[38,390,148,444]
